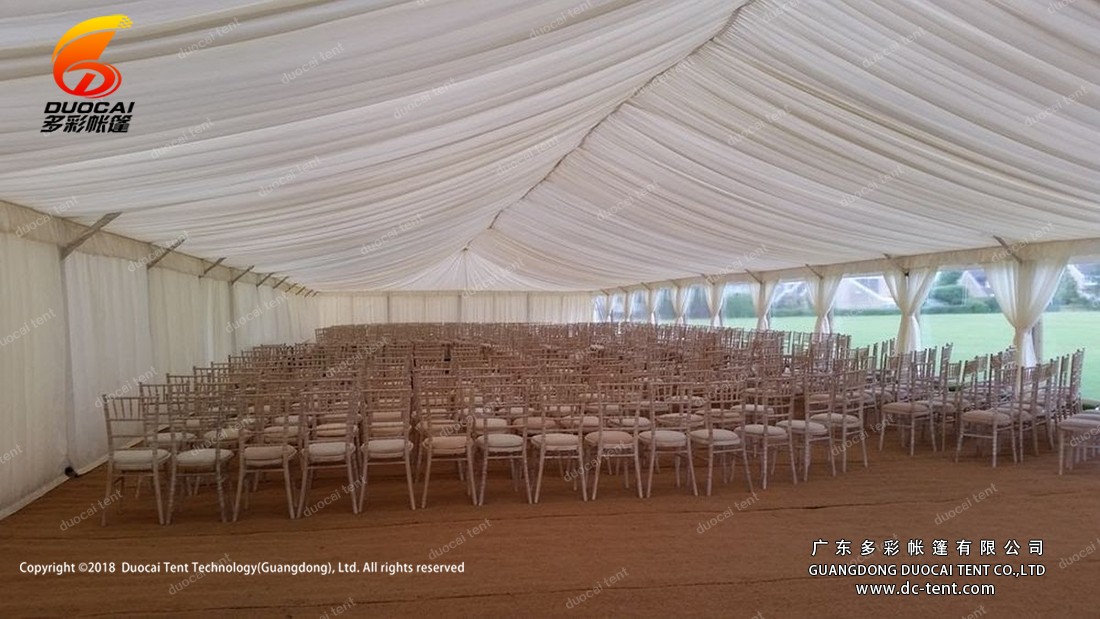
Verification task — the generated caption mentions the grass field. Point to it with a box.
[693,312,1100,397]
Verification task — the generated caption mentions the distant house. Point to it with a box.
[959,270,992,299]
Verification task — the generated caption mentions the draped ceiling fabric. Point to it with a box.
[1,0,1097,295]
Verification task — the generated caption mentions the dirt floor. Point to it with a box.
[3,436,1100,618]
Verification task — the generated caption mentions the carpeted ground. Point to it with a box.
[3,437,1099,618]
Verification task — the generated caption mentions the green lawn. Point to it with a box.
[690,312,1100,397]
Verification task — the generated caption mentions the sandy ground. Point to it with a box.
[3,436,1100,618]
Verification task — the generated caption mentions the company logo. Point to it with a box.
[52,15,132,98]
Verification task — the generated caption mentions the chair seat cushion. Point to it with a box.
[583,430,635,446]
[881,402,930,415]
[531,432,581,449]
[656,413,704,427]
[306,442,352,459]
[960,410,1013,426]
[1058,417,1100,432]
[203,428,240,443]
[424,436,469,453]
[523,417,559,431]
[113,448,170,470]
[368,410,404,423]
[688,428,741,445]
[471,417,509,433]
[243,444,296,462]
[262,425,300,437]
[176,448,233,467]
[610,416,652,429]
[808,412,862,428]
[727,403,772,415]
[151,431,196,444]
[638,429,688,447]
[558,415,600,430]
[741,424,787,438]
[776,419,829,435]
[476,433,525,450]
[365,438,412,457]
[805,393,832,404]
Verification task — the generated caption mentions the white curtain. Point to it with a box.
[63,252,155,474]
[149,268,204,376]
[424,295,460,322]
[296,295,320,341]
[493,293,528,322]
[673,286,689,324]
[317,294,353,328]
[986,257,1068,366]
[351,295,389,324]
[230,284,265,350]
[389,296,424,322]
[807,274,843,334]
[644,287,657,324]
[0,234,68,519]
[561,293,593,323]
[201,278,234,359]
[601,293,612,322]
[462,294,494,322]
[750,280,778,330]
[622,289,635,323]
[884,267,937,354]
[704,282,723,327]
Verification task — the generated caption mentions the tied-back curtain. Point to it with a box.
[63,252,155,473]
[986,257,1068,366]
[750,280,778,330]
[673,285,689,324]
[601,292,612,322]
[645,287,657,324]
[704,281,723,327]
[0,233,68,519]
[622,289,635,323]
[884,267,936,354]
[807,274,843,334]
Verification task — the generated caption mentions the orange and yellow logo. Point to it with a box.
[52,15,132,98]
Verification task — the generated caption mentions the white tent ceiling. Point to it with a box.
[1,0,1098,291]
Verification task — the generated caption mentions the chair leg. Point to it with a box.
[633,450,644,499]
[297,461,311,518]
[357,454,368,513]
[705,445,714,496]
[465,447,477,505]
[166,462,178,525]
[478,448,489,506]
[285,461,298,519]
[685,444,697,496]
[101,467,115,527]
[214,465,228,523]
[233,464,247,521]
[521,449,532,504]
[533,447,546,504]
[345,456,358,514]
[152,468,165,526]
[404,451,417,510]
[590,447,603,501]
[420,450,434,509]
[576,449,588,501]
